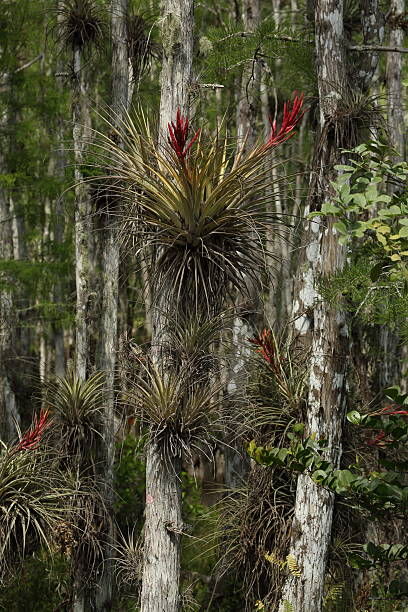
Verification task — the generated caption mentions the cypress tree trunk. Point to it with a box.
[94,1,130,609]
[71,38,92,612]
[224,0,260,492]
[73,41,91,381]
[280,2,348,610]
[0,80,19,442]
[140,0,194,610]
[386,0,405,158]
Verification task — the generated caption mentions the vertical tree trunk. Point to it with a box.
[0,85,19,442]
[224,0,260,492]
[140,0,194,610]
[280,2,348,610]
[73,42,91,381]
[94,1,130,609]
[386,0,405,158]
[71,40,92,612]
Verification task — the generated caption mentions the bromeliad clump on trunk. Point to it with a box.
[91,94,304,315]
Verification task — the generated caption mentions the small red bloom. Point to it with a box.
[249,329,275,364]
[168,108,200,161]
[17,408,51,451]
[265,92,305,148]
[381,404,408,416]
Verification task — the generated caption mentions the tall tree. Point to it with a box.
[386,0,405,158]
[280,1,348,609]
[95,0,130,608]
[140,0,194,610]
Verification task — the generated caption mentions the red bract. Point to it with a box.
[381,404,408,416]
[249,329,280,370]
[168,108,200,161]
[17,408,51,451]
[265,92,305,148]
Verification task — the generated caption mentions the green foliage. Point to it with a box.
[0,552,70,611]
[248,391,408,517]
[312,140,408,338]
[310,140,408,264]
[114,435,145,532]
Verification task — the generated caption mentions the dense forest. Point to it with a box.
[0,0,407,610]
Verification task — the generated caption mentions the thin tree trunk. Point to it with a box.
[280,2,348,610]
[94,1,130,609]
[73,42,91,381]
[0,86,19,442]
[386,0,405,158]
[224,0,260,492]
[140,0,194,609]
[71,39,92,612]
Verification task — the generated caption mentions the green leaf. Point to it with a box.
[333,221,347,235]
[347,410,362,425]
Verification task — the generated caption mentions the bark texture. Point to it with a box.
[280,2,348,610]
[0,95,19,442]
[386,0,405,158]
[95,2,130,609]
[73,43,91,381]
[140,0,194,610]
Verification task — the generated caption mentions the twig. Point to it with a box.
[349,44,408,53]
[15,53,44,73]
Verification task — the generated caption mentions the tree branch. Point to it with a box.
[349,44,408,53]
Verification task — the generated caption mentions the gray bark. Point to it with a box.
[0,91,19,442]
[386,0,405,158]
[224,0,260,492]
[73,43,91,381]
[94,2,130,609]
[280,2,348,610]
[140,0,194,610]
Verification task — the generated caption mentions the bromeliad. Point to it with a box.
[167,108,200,161]
[17,408,51,451]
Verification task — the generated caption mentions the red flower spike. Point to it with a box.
[265,92,305,148]
[167,108,200,161]
[381,404,408,416]
[17,408,52,451]
[249,329,283,373]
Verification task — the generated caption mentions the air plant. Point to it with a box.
[127,14,161,82]
[43,371,105,463]
[215,466,295,610]
[0,412,74,582]
[126,359,225,465]
[54,0,106,50]
[89,93,305,315]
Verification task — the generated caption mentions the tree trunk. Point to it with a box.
[140,0,194,610]
[280,2,348,610]
[386,0,405,158]
[224,0,260,492]
[73,42,91,381]
[0,87,19,442]
[94,1,130,609]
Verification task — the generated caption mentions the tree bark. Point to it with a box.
[94,2,130,609]
[280,2,348,610]
[140,0,194,610]
[73,42,91,381]
[386,0,405,158]
[224,0,260,492]
[0,84,19,442]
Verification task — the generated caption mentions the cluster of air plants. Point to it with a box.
[54,0,106,51]
[215,467,294,611]
[124,315,230,466]
[0,410,73,583]
[127,14,161,83]
[90,94,305,314]
[214,329,308,608]
[43,370,105,464]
